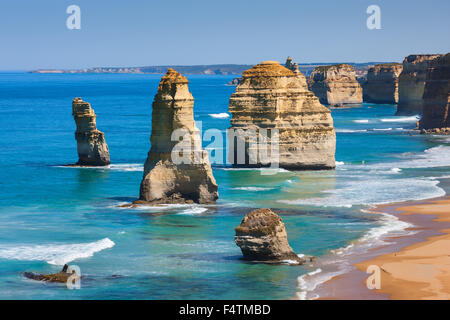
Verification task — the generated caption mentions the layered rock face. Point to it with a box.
[419,53,450,132]
[363,63,403,103]
[235,208,305,264]
[139,69,218,204]
[72,98,110,166]
[308,64,363,106]
[228,61,336,170]
[397,54,442,115]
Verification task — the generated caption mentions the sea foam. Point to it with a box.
[208,113,230,119]
[0,238,115,265]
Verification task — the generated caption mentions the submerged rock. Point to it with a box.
[308,64,363,106]
[138,69,218,204]
[24,264,74,283]
[235,208,307,264]
[419,53,450,132]
[228,60,336,170]
[72,98,110,166]
[363,63,403,103]
[397,54,441,115]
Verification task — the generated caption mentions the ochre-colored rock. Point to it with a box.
[228,61,336,170]
[235,208,305,264]
[24,264,76,283]
[363,63,403,103]
[72,98,110,166]
[138,69,218,204]
[419,53,450,132]
[308,64,363,106]
[397,54,442,115]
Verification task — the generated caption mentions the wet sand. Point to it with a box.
[316,197,450,300]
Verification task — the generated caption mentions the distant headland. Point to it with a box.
[29,62,386,76]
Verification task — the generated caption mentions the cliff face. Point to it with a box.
[139,69,218,204]
[307,64,363,106]
[363,63,403,103]
[397,54,442,115]
[235,208,305,264]
[419,53,450,132]
[72,98,110,166]
[229,61,336,170]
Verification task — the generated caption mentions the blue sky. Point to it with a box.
[0,0,449,70]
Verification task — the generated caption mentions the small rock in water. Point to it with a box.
[234,208,308,265]
[24,264,75,283]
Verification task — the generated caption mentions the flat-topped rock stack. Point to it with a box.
[419,53,450,133]
[307,64,363,106]
[397,54,442,115]
[138,69,218,204]
[72,98,110,166]
[228,61,336,170]
[363,63,403,103]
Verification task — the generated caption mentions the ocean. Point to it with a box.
[0,72,449,299]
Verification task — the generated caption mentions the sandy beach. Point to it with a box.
[317,197,450,300]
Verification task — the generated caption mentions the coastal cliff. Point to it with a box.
[228,61,336,170]
[308,64,363,106]
[419,53,450,132]
[72,98,110,166]
[363,63,403,103]
[138,69,218,204]
[397,54,441,115]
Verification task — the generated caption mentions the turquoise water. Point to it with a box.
[0,73,449,299]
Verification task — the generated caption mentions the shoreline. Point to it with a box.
[309,196,450,300]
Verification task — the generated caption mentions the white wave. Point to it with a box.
[208,113,230,119]
[389,168,402,174]
[353,119,369,123]
[0,238,115,265]
[380,115,420,123]
[176,207,208,215]
[335,129,367,133]
[108,164,143,172]
[372,128,392,131]
[335,161,345,166]
[231,187,275,191]
[278,177,445,208]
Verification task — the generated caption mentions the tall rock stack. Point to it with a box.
[138,69,218,204]
[72,98,110,166]
[419,53,450,133]
[363,63,403,103]
[228,61,336,170]
[284,56,300,73]
[307,64,363,106]
[397,54,441,115]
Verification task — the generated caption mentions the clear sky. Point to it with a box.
[0,0,449,70]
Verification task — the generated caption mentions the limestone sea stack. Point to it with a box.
[138,69,218,204]
[363,63,403,103]
[235,208,305,264]
[308,64,363,106]
[397,54,442,115]
[72,98,110,166]
[419,53,450,133]
[228,61,336,170]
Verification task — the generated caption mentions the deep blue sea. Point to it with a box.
[0,73,449,299]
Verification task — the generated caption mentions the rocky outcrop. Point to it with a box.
[72,98,110,166]
[285,56,299,73]
[419,53,450,132]
[308,64,363,106]
[228,61,336,170]
[363,63,403,103]
[235,208,306,264]
[24,264,75,283]
[138,69,218,204]
[397,54,442,115]
[227,77,242,86]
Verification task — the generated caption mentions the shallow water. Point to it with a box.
[0,73,449,299]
